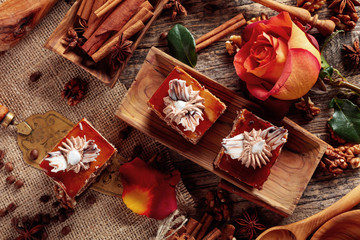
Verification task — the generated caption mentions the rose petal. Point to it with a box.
[271,48,321,100]
[119,158,180,220]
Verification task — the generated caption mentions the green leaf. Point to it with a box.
[328,98,360,143]
[167,24,197,67]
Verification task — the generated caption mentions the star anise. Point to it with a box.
[12,216,47,240]
[328,0,360,14]
[235,209,266,240]
[61,78,87,106]
[62,28,81,54]
[343,38,360,68]
[109,35,133,71]
[164,0,188,20]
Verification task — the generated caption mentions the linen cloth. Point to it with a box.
[0,1,194,239]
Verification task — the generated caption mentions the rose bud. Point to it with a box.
[234,12,321,101]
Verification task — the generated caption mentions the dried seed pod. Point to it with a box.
[30,71,42,82]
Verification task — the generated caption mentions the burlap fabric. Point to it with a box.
[0,1,194,239]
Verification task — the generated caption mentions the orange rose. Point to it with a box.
[234,12,321,101]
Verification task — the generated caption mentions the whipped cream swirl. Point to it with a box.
[44,136,101,173]
[163,79,205,132]
[222,126,288,169]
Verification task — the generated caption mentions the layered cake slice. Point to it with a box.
[214,109,288,189]
[40,118,117,208]
[148,66,227,144]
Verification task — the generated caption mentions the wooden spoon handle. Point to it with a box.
[290,184,360,239]
[250,0,335,36]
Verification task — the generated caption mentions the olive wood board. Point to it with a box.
[44,0,168,88]
[115,47,328,216]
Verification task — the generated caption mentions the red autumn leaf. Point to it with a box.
[119,157,180,220]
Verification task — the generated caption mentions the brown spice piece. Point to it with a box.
[160,31,168,40]
[328,0,360,31]
[61,78,87,106]
[246,13,268,25]
[62,28,81,54]
[6,202,17,213]
[14,179,24,189]
[109,35,133,72]
[119,126,133,140]
[6,175,16,184]
[30,71,42,82]
[85,194,96,205]
[29,149,39,161]
[320,144,360,175]
[40,195,51,203]
[52,201,60,208]
[297,0,326,12]
[0,149,5,161]
[295,96,321,120]
[343,38,360,69]
[61,225,71,236]
[0,162,4,170]
[225,35,242,56]
[164,0,187,20]
[0,208,7,217]
[4,162,13,172]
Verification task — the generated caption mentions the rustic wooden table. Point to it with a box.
[118,0,360,234]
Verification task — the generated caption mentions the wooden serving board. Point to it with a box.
[115,47,328,216]
[44,0,168,88]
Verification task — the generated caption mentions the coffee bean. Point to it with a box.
[6,203,16,213]
[52,201,60,208]
[30,71,42,82]
[14,179,24,189]
[85,194,96,205]
[58,213,67,222]
[65,208,75,218]
[0,208,7,217]
[41,232,48,240]
[6,175,16,184]
[50,215,59,223]
[34,213,43,224]
[0,162,4,169]
[61,225,71,236]
[40,195,51,203]
[42,214,51,225]
[29,149,39,161]
[4,162,13,172]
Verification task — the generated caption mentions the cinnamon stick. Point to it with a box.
[185,218,200,236]
[83,0,109,39]
[87,0,107,27]
[82,0,144,55]
[219,224,235,240]
[77,0,87,17]
[95,0,123,18]
[196,214,213,240]
[140,0,154,11]
[91,20,145,62]
[202,228,222,240]
[91,6,153,62]
[195,14,246,52]
[81,0,95,20]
